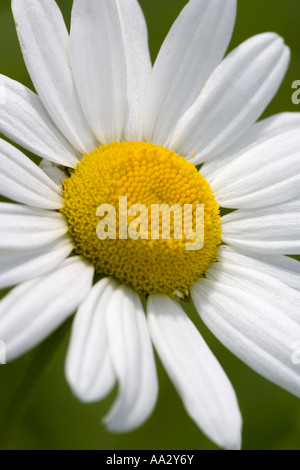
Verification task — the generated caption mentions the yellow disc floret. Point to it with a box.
[61,142,221,296]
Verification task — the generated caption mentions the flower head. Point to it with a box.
[0,0,299,450]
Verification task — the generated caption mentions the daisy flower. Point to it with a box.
[0,0,300,450]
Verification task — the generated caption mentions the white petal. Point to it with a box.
[170,33,290,163]
[206,129,300,209]
[70,0,127,144]
[143,0,237,146]
[39,160,67,187]
[0,236,73,289]
[116,0,152,141]
[218,245,300,292]
[0,203,68,250]
[66,277,118,403]
[103,286,158,432]
[207,247,300,323]
[12,0,97,154]
[0,75,81,168]
[191,278,300,398]
[221,200,300,254]
[147,295,242,450]
[0,257,94,361]
[0,139,63,209]
[202,113,300,183]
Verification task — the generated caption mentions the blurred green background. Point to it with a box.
[0,0,300,451]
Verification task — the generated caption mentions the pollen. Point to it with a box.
[61,142,221,297]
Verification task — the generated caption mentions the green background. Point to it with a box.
[0,0,300,450]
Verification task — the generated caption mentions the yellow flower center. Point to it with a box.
[61,142,221,297]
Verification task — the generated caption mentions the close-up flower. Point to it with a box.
[0,0,299,451]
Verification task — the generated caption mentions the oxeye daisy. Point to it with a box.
[0,0,300,450]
